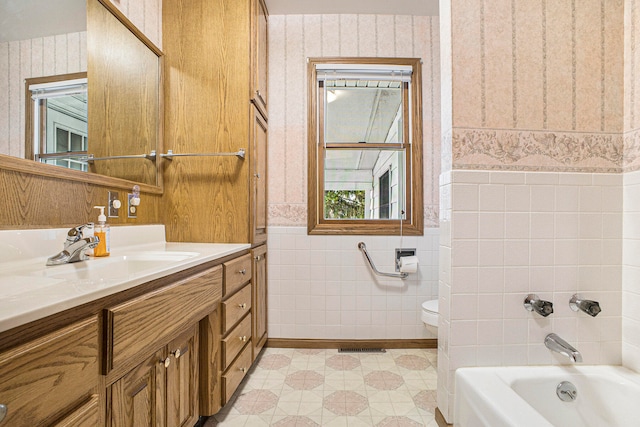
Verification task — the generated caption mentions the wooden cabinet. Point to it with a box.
[109,324,200,427]
[252,245,267,360]
[110,348,166,427]
[251,0,268,119]
[107,267,222,427]
[0,317,98,427]
[162,0,269,247]
[251,107,268,245]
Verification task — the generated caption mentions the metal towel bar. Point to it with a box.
[358,242,408,279]
[161,149,245,160]
[87,152,157,163]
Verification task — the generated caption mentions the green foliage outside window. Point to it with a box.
[324,190,365,219]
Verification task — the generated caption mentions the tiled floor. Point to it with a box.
[206,347,438,426]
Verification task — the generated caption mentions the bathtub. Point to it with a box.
[455,365,640,427]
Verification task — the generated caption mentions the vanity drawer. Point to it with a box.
[0,317,98,427]
[222,284,251,333]
[106,266,222,372]
[223,254,252,296]
[222,314,252,370]
[222,344,252,404]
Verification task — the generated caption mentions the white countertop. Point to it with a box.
[0,225,250,333]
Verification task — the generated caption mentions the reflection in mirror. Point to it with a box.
[0,0,163,192]
[87,0,160,187]
[26,73,88,170]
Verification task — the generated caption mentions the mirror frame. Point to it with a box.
[0,0,164,195]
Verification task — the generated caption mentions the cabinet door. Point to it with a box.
[166,325,199,427]
[251,0,268,118]
[252,245,267,361]
[0,317,98,427]
[110,349,166,427]
[251,107,268,245]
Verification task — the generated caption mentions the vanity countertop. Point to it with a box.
[0,225,250,333]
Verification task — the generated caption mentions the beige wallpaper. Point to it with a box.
[0,32,87,159]
[110,0,162,49]
[268,14,441,227]
[450,0,629,172]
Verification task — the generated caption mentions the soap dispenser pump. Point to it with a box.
[93,206,110,257]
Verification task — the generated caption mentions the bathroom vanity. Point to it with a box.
[0,226,264,426]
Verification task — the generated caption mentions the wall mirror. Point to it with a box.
[308,58,424,235]
[0,0,163,193]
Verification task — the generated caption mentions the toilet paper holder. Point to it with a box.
[395,248,416,272]
[358,242,409,279]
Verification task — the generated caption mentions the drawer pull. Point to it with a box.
[239,335,247,342]
[162,357,171,368]
[0,404,7,422]
[239,268,246,275]
[238,303,247,309]
[172,348,181,359]
[240,367,247,373]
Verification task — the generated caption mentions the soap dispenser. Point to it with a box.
[93,206,110,257]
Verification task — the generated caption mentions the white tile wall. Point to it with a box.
[439,169,623,422]
[623,169,640,372]
[267,226,440,340]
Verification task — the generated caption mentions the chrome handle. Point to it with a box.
[0,404,7,422]
[238,303,247,309]
[239,268,246,275]
[162,357,171,368]
[172,348,181,359]
[239,335,247,342]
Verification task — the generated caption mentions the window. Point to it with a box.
[25,73,88,171]
[307,58,423,235]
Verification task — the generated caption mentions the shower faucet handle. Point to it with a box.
[524,294,554,317]
[569,294,601,317]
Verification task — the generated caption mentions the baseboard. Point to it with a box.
[266,338,437,349]
[435,407,452,427]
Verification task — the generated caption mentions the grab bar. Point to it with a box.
[358,242,408,279]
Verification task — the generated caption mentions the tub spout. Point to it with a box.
[545,333,582,363]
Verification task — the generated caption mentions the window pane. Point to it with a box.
[56,128,69,152]
[324,149,404,220]
[325,85,402,143]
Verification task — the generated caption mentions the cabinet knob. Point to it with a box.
[240,367,247,373]
[239,268,246,275]
[238,303,247,309]
[0,404,7,423]
[255,255,261,261]
[239,335,247,342]
[172,348,181,359]
[162,357,171,368]
[254,173,261,179]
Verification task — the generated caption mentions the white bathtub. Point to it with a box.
[455,365,640,427]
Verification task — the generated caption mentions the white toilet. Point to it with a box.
[421,299,439,335]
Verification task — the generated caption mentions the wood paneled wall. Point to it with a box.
[0,167,161,229]
[161,0,252,243]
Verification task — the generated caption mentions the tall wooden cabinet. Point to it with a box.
[162,0,269,247]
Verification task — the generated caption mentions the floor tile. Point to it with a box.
[207,348,437,426]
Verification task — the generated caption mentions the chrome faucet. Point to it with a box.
[524,294,554,317]
[46,224,100,266]
[545,333,583,363]
[569,294,601,317]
